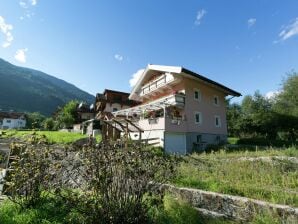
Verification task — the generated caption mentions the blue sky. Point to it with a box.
[0,1,298,101]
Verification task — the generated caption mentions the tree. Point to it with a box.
[226,102,242,137]
[26,112,46,129]
[55,100,79,129]
[240,91,274,137]
[274,71,298,117]
[42,117,56,130]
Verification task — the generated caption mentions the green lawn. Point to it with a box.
[227,137,239,145]
[1,130,101,144]
[174,147,298,207]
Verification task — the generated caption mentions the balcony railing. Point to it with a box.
[140,73,176,96]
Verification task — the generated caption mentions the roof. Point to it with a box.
[95,89,140,107]
[103,89,130,96]
[129,64,241,99]
[0,111,26,120]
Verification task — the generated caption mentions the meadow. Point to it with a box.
[0,130,101,144]
[0,131,297,223]
[174,147,298,207]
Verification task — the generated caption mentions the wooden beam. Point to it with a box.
[124,119,144,133]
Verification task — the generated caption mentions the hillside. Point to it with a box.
[0,58,95,116]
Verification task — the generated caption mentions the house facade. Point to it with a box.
[0,112,27,129]
[95,89,139,118]
[113,65,241,154]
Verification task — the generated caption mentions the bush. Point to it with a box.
[237,137,297,147]
[4,139,179,224]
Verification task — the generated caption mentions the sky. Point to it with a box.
[0,0,298,102]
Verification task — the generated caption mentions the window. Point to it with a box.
[213,95,219,106]
[196,135,202,143]
[215,135,221,143]
[215,115,221,127]
[194,89,201,101]
[194,112,202,124]
[6,120,11,123]
[112,108,118,112]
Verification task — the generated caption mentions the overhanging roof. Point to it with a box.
[129,64,241,99]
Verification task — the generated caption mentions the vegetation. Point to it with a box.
[2,138,179,223]
[227,72,298,143]
[174,147,298,207]
[0,58,94,116]
[0,193,236,224]
[1,130,91,144]
[25,112,46,129]
[54,100,79,129]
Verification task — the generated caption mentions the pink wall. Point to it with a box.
[138,76,228,135]
[183,78,227,135]
[157,77,228,135]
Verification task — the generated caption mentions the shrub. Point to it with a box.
[4,139,178,224]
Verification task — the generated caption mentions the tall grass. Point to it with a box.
[174,148,298,207]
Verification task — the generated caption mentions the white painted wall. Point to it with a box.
[164,132,187,154]
[1,118,26,129]
[105,103,131,113]
[130,130,164,147]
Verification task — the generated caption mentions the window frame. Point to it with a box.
[213,95,219,106]
[196,135,202,143]
[194,111,202,125]
[214,115,221,128]
[194,88,202,102]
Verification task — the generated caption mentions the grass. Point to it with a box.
[0,197,86,224]
[227,137,239,145]
[0,194,233,224]
[1,130,101,144]
[174,147,298,207]
[227,137,297,147]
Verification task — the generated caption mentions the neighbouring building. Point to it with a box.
[95,89,140,118]
[0,111,27,129]
[77,102,95,122]
[113,64,241,154]
[73,102,95,133]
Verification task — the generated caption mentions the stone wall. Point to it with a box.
[163,184,298,222]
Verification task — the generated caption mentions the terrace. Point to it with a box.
[112,93,186,130]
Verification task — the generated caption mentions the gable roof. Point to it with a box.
[0,111,26,120]
[129,64,241,99]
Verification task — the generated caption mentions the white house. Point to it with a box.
[0,112,27,129]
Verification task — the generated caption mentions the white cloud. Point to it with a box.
[195,9,207,26]
[31,0,38,6]
[129,69,145,87]
[265,90,280,99]
[20,0,37,7]
[248,18,256,27]
[114,54,123,61]
[14,48,28,63]
[279,18,298,41]
[0,16,13,48]
[19,1,28,8]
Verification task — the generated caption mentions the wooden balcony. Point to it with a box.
[140,73,180,97]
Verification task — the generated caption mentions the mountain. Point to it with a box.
[0,58,95,116]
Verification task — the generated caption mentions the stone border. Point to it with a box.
[163,184,298,222]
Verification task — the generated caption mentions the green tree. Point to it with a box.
[226,102,242,137]
[55,100,79,129]
[274,71,298,117]
[26,112,46,129]
[42,117,56,130]
[240,91,274,137]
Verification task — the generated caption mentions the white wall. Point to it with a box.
[1,118,26,129]
[105,103,131,113]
